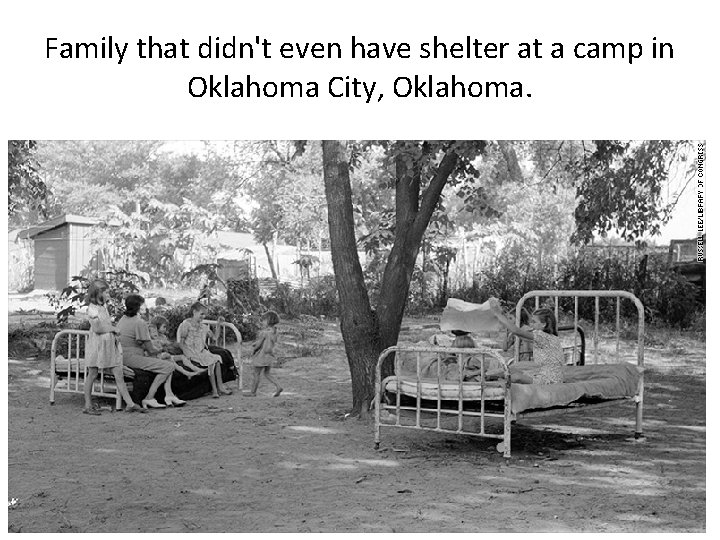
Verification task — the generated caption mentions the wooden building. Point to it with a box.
[19,214,103,290]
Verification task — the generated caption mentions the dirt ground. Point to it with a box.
[6,315,706,533]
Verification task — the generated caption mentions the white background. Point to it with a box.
[2,0,717,532]
[1,0,717,139]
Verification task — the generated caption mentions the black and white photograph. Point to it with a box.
[6,139,706,532]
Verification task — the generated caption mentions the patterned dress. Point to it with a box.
[251,327,278,367]
[531,330,565,384]
[176,319,221,367]
[86,304,122,369]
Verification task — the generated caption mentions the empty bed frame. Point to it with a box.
[50,319,243,408]
[374,290,645,458]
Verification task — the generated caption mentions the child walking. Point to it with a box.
[487,297,565,385]
[176,302,232,398]
[84,279,145,414]
[248,311,283,397]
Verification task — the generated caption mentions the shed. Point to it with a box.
[19,214,103,290]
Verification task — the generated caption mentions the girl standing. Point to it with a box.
[248,311,283,397]
[84,279,145,414]
[176,302,232,398]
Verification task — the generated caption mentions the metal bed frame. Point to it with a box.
[50,319,243,408]
[374,290,645,458]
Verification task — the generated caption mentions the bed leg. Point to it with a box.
[50,372,57,405]
[502,378,512,458]
[634,390,644,438]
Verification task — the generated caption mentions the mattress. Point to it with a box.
[53,356,135,379]
[383,362,641,414]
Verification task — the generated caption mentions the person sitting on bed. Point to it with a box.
[177,303,233,398]
[149,315,207,379]
[426,331,505,381]
[487,298,564,385]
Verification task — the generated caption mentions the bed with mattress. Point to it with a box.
[374,290,645,458]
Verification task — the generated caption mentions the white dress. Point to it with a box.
[86,304,122,369]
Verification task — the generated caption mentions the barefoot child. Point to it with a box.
[176,303,232,398]
[83,279,145,414]
[248,311,283,397]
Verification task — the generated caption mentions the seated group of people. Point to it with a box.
[83,278,237,415]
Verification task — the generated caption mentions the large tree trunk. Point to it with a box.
[376,146,459,363]
[322,140,482,409]
[322,141,382,414]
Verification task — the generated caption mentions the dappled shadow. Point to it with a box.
[7,320,705,533]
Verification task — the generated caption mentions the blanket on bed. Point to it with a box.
[390,360,640,414]
[509,363,640,414]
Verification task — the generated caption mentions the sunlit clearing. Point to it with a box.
[572,449,625,457]
[616,513,663,523]
[333,457,399,467]
[20,376,52,387]
[95,448,118,453]
[543,474,666,496]
[285,425,339,435]
[534,424,610,435]
[294,454,400,468]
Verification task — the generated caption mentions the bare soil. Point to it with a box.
[7,316,706,532]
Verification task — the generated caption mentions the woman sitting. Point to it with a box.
[116,294,185,408]
[176,302,233,398]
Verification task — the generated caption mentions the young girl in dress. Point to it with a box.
[176,302,232,398]
[248,311,283,397]
[487,298,565,385]
[149,315,207,378]
[84,279,145,414]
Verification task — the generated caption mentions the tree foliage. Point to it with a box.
[321,139,690,412]
[8,140,48,225]
[570,140,691,244]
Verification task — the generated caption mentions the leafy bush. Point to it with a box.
[226,278,262,312]
[446,249,703,328]
[47,270,145,324]
[160,302,260,343]
[264,276,338,318]
[642,265,702,327]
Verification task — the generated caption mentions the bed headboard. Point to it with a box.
[515,290,645,368]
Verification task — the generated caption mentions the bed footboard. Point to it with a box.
[50,329,127,410]
[374,345,511,453]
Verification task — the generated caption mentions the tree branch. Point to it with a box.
[413,148,459,242]
[498,140,524,183]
